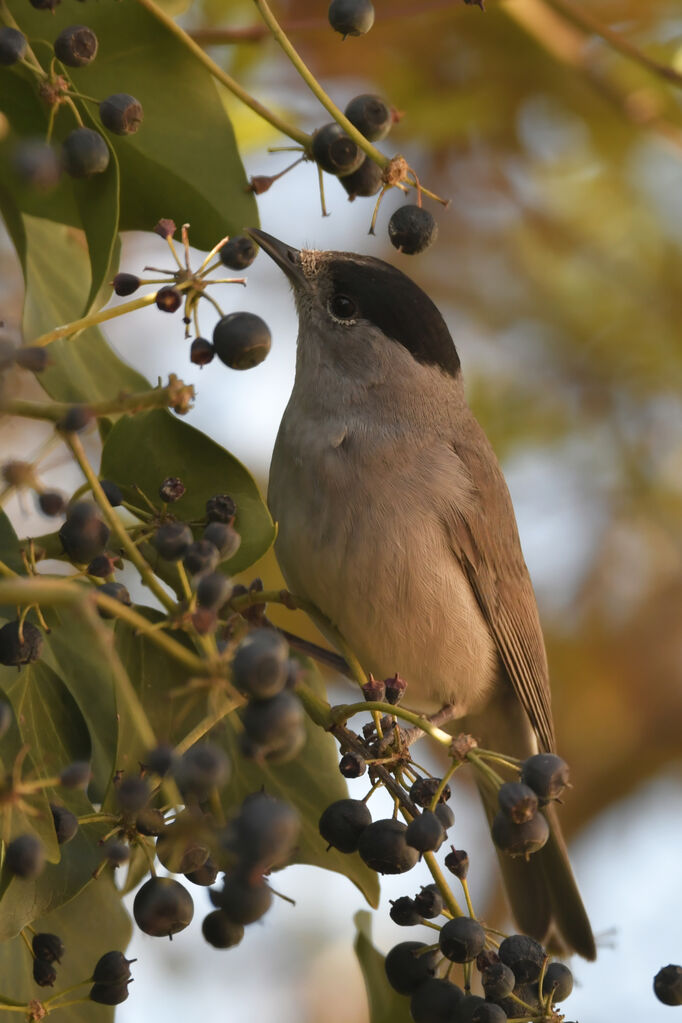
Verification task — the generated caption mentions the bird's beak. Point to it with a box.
[247,229,306,287]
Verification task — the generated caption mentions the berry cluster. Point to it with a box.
[112,222,272,368]
[2,17,143,189]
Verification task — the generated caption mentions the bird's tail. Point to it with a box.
[465,686,596,960]
[475,772,596,959]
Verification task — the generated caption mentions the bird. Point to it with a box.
[249,227,596,960]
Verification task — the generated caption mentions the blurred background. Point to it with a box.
[2,0,682,1019]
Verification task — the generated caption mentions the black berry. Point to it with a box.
[12,139,61,190]
[409,777,451,808]
[213,312,271,370]
[340,158,383,199]
[413,883,444,919]
[115,775,150,813]
[328,0,374,37]
[202,910,244,949]
[113,272,140,297]
[190,337,214,367]
[50,803,78,845]
[491,809,549,857]
[158,477,185,503]
[32,933,64,964]
[498,934,545,984]
[206,494,237,523]
[33,959,57,987]
[410,977,464,1023]
[0,27,27,65]
[214,874,273,924]
[133,877,194,937]
[89,982,130,1005]
[224,792,300,871]
[219,236,258,270]
[385,673,407,704]
[241,690,304,747]
[62,127,109,179]
[232,629,290,700]
[6,833,45,879]
[203,520,240,558]
[357,819,419,874]
[339,751,366,778]
[319,798,371,853]
[344,94,391,141]
[87,553,117,578]
[54,25,98,66]
[312,123,363,177]
[183,539,219,576]
[197,572,231,610]
[389,896,421,926]
[155,286,182,313]
[29,0,60,10]
[93,950,135,985]
[434,803,454,830]
[16,347,49,372]
[59,501,109,563]
[444,847,469,879]
[438,917,486,962]
[520,753,570,802]
[145,744,177,777]
[153,521,193,561]
[469,1003,506,1022]
[384,941,439,995]
[0,620,43,666]
[481,961,515,1000]
[99,93,143,135]
[173,742,230,801]
[388,205,438,255]
[185,857,218,886]
[38,491,65,516]
[59,761,91,788]
[498,781,538,823]
[102,839,130,865]
[542,961,573,1002]
[654,965,682,1006]
[405,810,445,853]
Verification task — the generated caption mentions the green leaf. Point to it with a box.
[0,514,24,620]
[1,211,148,404]
[0,874,131,1023]
[354,911,412,1023]
[5,0,259,249]
[0,45,121,312]
[100,409,276,574]
[0,658,112,938]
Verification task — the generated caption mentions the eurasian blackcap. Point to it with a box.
[250,228,595,960]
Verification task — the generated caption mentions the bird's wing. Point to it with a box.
[442,424,556,753]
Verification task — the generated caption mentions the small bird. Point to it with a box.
[249,228,595,960]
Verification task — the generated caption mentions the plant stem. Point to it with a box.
[66,434,176,613]
[332,701,452,745]
[174,700,241,756]
[134,0,308,146]
[252,0,387,167]
[29,290,163,348]
[0,379,193,424]
[466,750,505,788]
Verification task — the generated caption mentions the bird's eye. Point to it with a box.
[328,294,357,320]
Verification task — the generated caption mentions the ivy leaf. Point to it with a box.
[354,911,412,1023]
[0,513,24,620]
[0,874,131,1023]
[100,409,276,574]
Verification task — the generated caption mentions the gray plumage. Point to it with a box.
[251,229,595,960]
